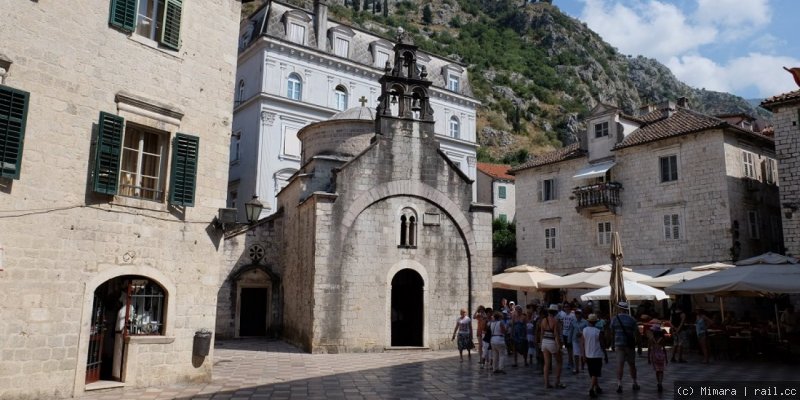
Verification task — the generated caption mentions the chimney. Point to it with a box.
[314,0,328,51]
[659,100,676,118]
[638,104,656,116]
[677,96,689,108]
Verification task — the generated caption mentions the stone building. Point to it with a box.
[477,163,516,222]
[762,90,800,256]
[217,33,493,352]
[0,1,240,398]
[511,100,782,274]
[228,0,480,219]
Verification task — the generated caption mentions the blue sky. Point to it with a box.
[555,0,800,99]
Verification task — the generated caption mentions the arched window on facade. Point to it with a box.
[236,79,245,106]
[449,116,460,139]
[399,208,418,248]
[287,73,302,101]
[334,85,348,111]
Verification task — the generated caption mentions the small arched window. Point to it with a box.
[237,79,245,105]
[399,208,418,248]
[334,85,348,111]
[287,73,302,101]
[449,116,460,139]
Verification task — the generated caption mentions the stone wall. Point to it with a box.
[772,103,800,255]
[0,1,240,398]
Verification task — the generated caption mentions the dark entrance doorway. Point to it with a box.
[239,287,268,336]
[391,269,423,346]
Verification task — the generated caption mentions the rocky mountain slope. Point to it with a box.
[243,0,771,163]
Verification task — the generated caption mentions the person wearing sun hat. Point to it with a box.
[610,301,641,393]
[581,313,607,398]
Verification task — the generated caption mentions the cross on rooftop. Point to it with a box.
[359,96,368,107]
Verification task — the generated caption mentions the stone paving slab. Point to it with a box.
[77,339,799,399]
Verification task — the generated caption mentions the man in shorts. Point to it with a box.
[582,314,608,398]
[610,301,640,393]
[670,305,688,363]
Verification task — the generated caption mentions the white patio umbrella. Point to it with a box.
[665,260,800,340]
[538,264,653,289]
[580,280,669,301]
[492,264,561,304]
[734,252,798,266]
[640,262,734,288]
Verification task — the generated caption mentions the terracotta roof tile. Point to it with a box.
[510,143,585,173]
[615,108,726,149]
[761,90,800,110]
[477,163,515,181]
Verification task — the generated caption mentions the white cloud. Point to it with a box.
[667,53,800,98]
[580,0,717,61]
[694,0,770,40]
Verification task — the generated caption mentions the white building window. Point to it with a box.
[449,116,460,138]
[287,73,302,101]
[282,125,301,158]
[334,37,350,57]
[275,168,297,194]
[448,75,460,92]
[539,178,557,202]
[594,121,609,138]
[376,50,390,68]
[742,151,756,179]
[236,79,245,106]
[660,154,678,182]
[545,227,557,250]
[748,210,759,239]
[230,131,241,163]
[289,22,305,44]
[597,221,612,246]
[334,86,348,111]
[120,124,168,202]
[663,214,681,240]
[399,208,418,248]
[498,185,507,199]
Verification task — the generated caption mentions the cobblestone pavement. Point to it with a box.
[78,339,798,399]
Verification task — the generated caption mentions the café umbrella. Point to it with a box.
[609,231,627,317]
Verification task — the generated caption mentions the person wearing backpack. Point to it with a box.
[610,301,641,393]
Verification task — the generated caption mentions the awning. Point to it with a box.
[572,160,615,180]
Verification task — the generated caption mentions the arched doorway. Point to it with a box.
[86,275,166,384]
[391,269,424,346]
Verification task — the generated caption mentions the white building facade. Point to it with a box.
[229,0,480,218]
[476,163,516,222]
[512,101,783,275]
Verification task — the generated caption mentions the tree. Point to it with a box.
[352,0,360,12]
[422,4,433,25]
[492,218,516,257]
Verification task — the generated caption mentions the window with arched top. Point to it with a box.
[287,73,302,101]
[334,85,348,111]
[449,116,460,139]
[236,80,245,105]
[399,208,418,248]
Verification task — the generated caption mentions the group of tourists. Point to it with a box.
[458,299,671,397]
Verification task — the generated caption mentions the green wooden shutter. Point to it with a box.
[160,0,183,50]
[169,133,199,206]
[109,0,137,32]
[0,85,30,180]
[93,112,124,195]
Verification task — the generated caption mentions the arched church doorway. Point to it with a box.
[234,267,272,337]
[391,269,424,346]
[87,276,166,384]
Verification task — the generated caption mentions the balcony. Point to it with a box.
[572,182,622,214]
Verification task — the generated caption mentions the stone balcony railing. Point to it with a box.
[572,182,622,213]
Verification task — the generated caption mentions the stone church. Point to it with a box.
[218,33,493,352]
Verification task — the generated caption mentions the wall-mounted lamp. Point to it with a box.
[245,195,264,224]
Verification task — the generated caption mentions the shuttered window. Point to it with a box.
[109,0,137,32]
[93,112,124,194]
[160,0,183,50]
[0,85,29,180]
[169,133,199,206]
[110,0,182,50]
